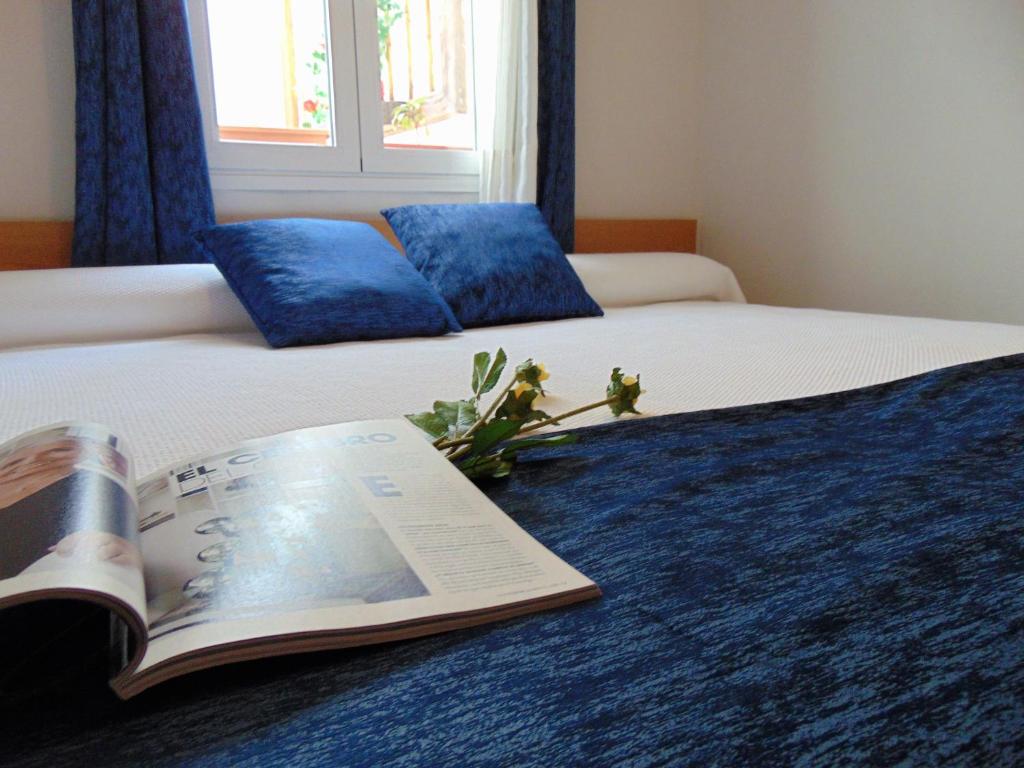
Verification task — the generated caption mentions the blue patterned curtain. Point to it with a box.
[72,0,214,266]
[536,0,575,253]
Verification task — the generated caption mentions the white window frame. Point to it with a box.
[351,0,479,176]
[186,0,480,194]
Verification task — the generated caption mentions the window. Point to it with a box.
[187,0,480,192]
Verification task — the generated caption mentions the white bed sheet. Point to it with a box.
[3,301,1024,477]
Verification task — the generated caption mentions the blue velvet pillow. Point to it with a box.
[195,218,462,348]
[380,203,603,328]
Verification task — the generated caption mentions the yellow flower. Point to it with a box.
[513,381,534,398]
[537,363,550,382]
[607,367,642,416]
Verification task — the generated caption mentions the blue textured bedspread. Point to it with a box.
[4,354,1024,767]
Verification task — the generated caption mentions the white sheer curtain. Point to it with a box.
[474,0,538,202]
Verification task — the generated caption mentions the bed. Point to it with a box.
[2,255,1024,766]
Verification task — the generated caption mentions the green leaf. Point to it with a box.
[609,395,641,417]
[405,411,447,439]
[496,387,533,420]
[490,461,514,479]
[433,399,461,426]
[499,433,577,458]
[433,399,478,438]
[469,419,523,457]
[455,399,479,437]
[456,432,577,481]
[458,454,514,481]
[480,348,507,395]
[495,388,551,423]
[471,351,491,395]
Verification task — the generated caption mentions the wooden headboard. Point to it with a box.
[0,218,697,271]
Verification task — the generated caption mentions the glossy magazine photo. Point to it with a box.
[0,419,599,699]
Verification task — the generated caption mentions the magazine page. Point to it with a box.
[0,423,148,672]
[121,419,597,696]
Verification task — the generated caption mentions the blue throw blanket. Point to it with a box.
[3,354,1024,767]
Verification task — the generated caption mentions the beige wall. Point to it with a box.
[0,2,75,219]
[575,0,702,218]
[699,0,1024,324]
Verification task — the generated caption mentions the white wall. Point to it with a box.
[700,0,1024,324]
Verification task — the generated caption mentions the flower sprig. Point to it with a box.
[406,349,643,481]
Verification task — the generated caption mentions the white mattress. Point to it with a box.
[3,301,1024,477]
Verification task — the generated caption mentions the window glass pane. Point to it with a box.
[377,0,475,151]
[206,0,333,146]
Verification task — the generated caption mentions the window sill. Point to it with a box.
[217,126,331,145]
[208,168,479,194]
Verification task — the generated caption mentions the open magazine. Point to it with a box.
[0,419,599,699]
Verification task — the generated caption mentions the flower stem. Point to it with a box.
[447,443,473,462]
[516,397,617,436]
[436,395,618,452]
[469,379,515,436]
